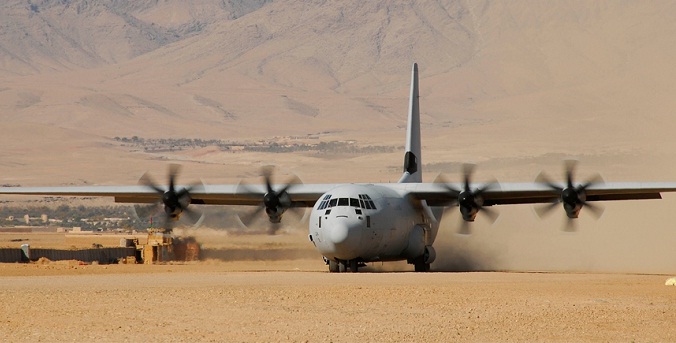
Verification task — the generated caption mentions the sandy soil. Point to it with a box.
[0,231,675,342]
[0,263,675,342]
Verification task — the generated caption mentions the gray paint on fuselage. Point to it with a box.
[309,183,441,263]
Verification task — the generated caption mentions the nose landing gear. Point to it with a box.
[326,257,362,273]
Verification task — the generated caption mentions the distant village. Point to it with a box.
[0,205,146,233]
[114,136,396,154]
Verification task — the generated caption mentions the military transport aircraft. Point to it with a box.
[2,63,676,272]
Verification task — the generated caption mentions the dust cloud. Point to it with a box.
[431,199,676,274]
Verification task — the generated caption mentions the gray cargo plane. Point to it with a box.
[2,63,676,272]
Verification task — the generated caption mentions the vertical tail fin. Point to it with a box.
[398,63,422,183]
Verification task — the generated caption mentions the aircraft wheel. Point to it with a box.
[414,262,430,272]
[349,259,359,273]
[338,260,348,273]
[413,256,430,272]
[328,259,339,273]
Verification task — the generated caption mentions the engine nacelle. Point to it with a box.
[562,187,584,218]
[264,189,292,223]
[163,191,188,221]
[265,206,285,223]
[459,191,481,221]
[405,225,426,258]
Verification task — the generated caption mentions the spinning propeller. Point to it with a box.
[237,166,303,234]
[436,164,499,234]
[134,164,204,232]
[535,160,604,231]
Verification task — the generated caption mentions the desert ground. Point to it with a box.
[2,1,676,341]
[0,231,675,342]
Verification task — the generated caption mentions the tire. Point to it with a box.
[338,260,347,273]
[414,262,430,272]
[328,259,339,273]
[349,259,359,273]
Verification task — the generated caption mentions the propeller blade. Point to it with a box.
[433,174,461,202]
[475,179,499,197]
[238,204,266,225]
[436,165,500,233]
[480,205,499,224]
[579,173,604,191]
[536,160,605,229]
[564,160,577,188]
[458,220,471,235]
[182,206,205,226]
[168,164,182,192]
[139,172,165,194]
[236,166,303,232]
[563,217,577,232]
[133,203,162,221]
[534,200,561,218]
[268,222,282,235]
[278,174,301,195]
[462,163,475,192]
[582,201,605,219]
[535,171,564,193]
[137,164,203,231]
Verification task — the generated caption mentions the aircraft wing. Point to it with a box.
[1,181,675,208]
[0,184,340,207]
[398,182,676,206]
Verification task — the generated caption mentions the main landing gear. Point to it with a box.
[408,245,436,272]
[326,258,362,273]
[413,258,431,272]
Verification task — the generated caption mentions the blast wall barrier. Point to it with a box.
[0,247,135,264]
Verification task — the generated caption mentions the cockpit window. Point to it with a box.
[317,194,333,210]
[358,194,377,210]
[319,194,376,210]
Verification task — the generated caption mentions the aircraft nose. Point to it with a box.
[326,219,362,259]
[330,222,350,245]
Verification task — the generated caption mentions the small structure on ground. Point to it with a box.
[139,229,200,264]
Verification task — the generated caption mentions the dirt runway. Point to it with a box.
[0,260,675,342]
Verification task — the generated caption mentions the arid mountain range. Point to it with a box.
[1,0,676,272]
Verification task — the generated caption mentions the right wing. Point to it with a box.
[0,184,340,207]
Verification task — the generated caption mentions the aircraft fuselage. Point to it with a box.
[308,184,439,271]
